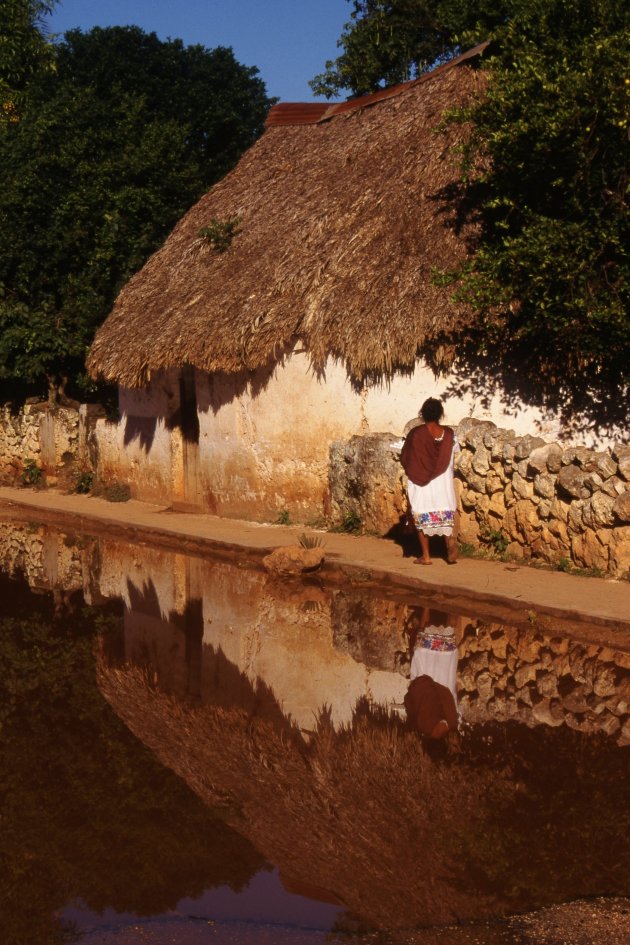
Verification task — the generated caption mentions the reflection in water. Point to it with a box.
[1,516,630,941]
[405,608,460,740]
[0,575,267,945]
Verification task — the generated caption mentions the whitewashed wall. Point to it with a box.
[95,349,619,521]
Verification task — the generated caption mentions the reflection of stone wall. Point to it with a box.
[457,621,630,745]
[0,520,83,591]
[330,420,630,576]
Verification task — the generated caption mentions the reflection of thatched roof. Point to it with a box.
[88,49,486,389]
[97,655,630,933]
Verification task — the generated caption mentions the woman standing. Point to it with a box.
[400,397,459,565]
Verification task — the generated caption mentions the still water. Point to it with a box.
[1,514,629,945]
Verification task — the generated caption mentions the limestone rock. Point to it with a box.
[567,500,585,532]
[514,435,546,460]
[532,699,564,727]
[570,530,609,571]
[557,465,593,499]
[534,473,556,500]
[262,545,325,575]
[487,429,516,459]
[583,492,615,529]
[463,421,498,450]
[584,451,617,480]
[486,474,504,495]
[512,471,534,500]
[609,526,630,577]
[593,667,618,698]
[612,491,630,523]
[528,443,563,475]
[600,475,627,497]
[471,447,491,476]
[612,444,630,481]
[561,446,594,468]
[455,417,495,441]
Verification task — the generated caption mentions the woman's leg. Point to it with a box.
[415,530,432,564]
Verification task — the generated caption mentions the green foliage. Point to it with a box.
[480,526,509,557]
[317,1,629,427]
[0,1,57,122]
[276,508,291,525]
[19,457,43,486]
[74,469,93,494]
[439,0,630,424]
[310,0,507,98]
[101,481,131,503]
[198,216,242,253]
[0,26,274,397]
[332,509,363,533]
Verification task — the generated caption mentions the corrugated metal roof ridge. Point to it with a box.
[317,40,489,122]
[265,41,489,128]
[265,102,330,127]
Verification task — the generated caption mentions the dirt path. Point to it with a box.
[1,485,629,642]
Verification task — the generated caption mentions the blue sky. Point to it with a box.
[45,0,350,102]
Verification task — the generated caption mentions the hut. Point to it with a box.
[87,44,553,521]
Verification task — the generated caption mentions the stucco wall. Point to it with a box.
[98,350,619,521]
[95,369,179,504]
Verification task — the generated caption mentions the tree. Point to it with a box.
[441,0,629,426]
[0,0,57,122]
[0,26,274,400]
[310,0,507,98]
[314,0,629,428]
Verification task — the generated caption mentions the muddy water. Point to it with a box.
[1,516,629,945]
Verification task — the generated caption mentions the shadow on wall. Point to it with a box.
[119,348,292,455]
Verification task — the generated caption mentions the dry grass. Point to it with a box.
[87,62,484,388]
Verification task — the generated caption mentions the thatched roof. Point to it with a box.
[88,48,487,388]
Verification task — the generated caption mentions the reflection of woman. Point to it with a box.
[409,612,458,711]
[400,397,459,566]
[404,608,459,741]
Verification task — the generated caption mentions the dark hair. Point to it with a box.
[420,398,444,423]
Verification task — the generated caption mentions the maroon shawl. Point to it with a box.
[400,424,454,487]
[404,675,458,738]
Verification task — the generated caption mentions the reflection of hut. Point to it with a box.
[97,657,630,931]
[87,44,556,522]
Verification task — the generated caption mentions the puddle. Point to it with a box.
[1,515,629,945]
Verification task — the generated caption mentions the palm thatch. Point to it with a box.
[88,55,486,389]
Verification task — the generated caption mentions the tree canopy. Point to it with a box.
[310,0,507,98]
[441,0,629,425]
[0,23,274,399]
[0,0,57,121]
[314,0,629,428]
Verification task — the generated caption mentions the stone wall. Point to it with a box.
[455,418,630,578]
[0,402,103,487]
[328,420,630,577]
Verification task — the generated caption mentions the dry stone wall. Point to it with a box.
[455,418,630,578]
[328,420,630,577]
[0,402,105,487]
